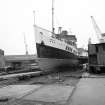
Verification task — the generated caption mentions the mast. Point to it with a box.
[33,10,37,46]
[33,10,35,26]
[52,0,54,33]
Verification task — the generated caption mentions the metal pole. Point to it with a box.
[52,0,54,33]
[33,10,35,26]
[33,10,37,53]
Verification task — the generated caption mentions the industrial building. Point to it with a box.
[4,54,37,70]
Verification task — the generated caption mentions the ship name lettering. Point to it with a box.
[50,39,55,43]
[66,46,72,52]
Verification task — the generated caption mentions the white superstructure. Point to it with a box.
[34,25,78,56]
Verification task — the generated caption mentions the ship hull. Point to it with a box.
[36,43,79,71]
[37,58,78,71]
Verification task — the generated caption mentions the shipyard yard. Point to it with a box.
[0,69,83,105]
[0,13,105,105]
[1,0,105,104]
[0,68,105,105]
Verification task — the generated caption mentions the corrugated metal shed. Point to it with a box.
[4,55,37,70]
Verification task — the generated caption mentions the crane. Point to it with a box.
[24,33,28,55]
[91,16,105,43]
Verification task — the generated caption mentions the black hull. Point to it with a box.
[36,43,77,59]
[36,43,79,71]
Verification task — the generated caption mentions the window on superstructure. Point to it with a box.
[67,41,72,46]
[72,42,75,46]
[40,32,43,35]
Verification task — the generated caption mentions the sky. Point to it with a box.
[0,0,105,55]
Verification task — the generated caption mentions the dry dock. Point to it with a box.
[0,70,82,105]
[0,71,105,105]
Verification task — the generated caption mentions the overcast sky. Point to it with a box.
[0,0,105,55]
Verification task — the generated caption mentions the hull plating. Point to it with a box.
[36,43,78,71]
[36,43,77,59]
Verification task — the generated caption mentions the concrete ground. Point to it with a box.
[0,70,82,105]
[0,84,74,105]
[69,74,105,105]
[0,72,105,105]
